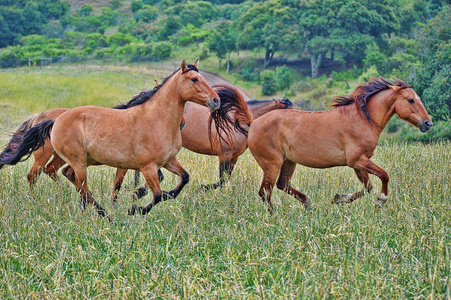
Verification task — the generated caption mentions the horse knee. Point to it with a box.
[276,177,289,191]
[62,166,76,182]
[181,171,189,184]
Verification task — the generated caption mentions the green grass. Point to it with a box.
[0,67,450,298]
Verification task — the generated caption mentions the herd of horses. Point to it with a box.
[0,60,433,219]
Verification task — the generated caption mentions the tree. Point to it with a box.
[284,0,400,78]
[414,6,451,121]
[206,30,227,69]
[235,1,293,68]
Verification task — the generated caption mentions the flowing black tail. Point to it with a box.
[0,120,54,166]
[0,114,40,170]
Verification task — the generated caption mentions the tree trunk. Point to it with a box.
[310,51,325,78]
[264,48,274,68]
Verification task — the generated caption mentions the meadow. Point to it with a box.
[0,66,450,299]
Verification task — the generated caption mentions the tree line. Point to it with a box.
[0,0,450,122]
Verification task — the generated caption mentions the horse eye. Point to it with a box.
[191,78,198,83]
[408,99,415,104]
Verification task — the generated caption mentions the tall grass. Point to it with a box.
[0,67,449,298]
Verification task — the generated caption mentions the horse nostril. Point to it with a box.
[213,97,220,107]
[425,120,433,129]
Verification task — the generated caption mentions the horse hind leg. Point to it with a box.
[63,164,110,219]
[201,156,234,191]
[276,159,311,209]
[27,148,54,188]
[332,169,373,204]
[44,154,67,182]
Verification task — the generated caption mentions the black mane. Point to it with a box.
[113,64,198,110]
[332,77,410,126]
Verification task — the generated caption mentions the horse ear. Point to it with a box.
[181,60,188,72]
[389,85,402,92]
[154,80,160,87]
[193,59,199,68]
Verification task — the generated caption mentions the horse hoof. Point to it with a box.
[162,191,174,201]
[375,193,388,208]
[332,193,353,204]
[303,198,313,210]
[200,184,212,191]
[128,204,138,215]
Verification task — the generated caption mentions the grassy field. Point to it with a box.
[0,67,450,299]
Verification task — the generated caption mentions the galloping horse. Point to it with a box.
[247,77,433,214]
[111,87,294,201]
[2,60,223,218]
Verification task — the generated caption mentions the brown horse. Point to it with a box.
[247,77,433,214]
[2,60,223,218]
[111,88,294,201]
[0,84,188,188]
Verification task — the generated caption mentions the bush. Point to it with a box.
[260,70,277,96]
[178,35,193,47]
[153,41,172,59]
[108,32,135,46]
[358,65,379,83]
[134,5,158,23]
[131,0,143,13]
[275,65,292,91]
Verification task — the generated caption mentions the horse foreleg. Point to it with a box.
[129,166,162,215]
[276,159,311,209]
[163,157,189,199]
[130,169,164,201]
[348,157,389,207]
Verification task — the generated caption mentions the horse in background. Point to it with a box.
[1,60,226,218]
[247,77,432,214]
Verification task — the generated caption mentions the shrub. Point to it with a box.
[153,41,172,59]
[178,35,193,47]
[260,70,277,96]
[131,0,143,13]
[275,65,292,91]
[358,65,379,83]
[108,32,135,46]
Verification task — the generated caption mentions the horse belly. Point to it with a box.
[284,134,347,168]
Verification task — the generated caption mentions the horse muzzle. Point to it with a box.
[207,97,221,111]
[419,120,433,133]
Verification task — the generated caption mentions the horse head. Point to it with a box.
[178,60,220,111]
[390,82,433,133]
[274,98,294,110]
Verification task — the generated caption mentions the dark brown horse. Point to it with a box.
[247,77,433,214]
[1,60,224,218]
[111,88,294,201]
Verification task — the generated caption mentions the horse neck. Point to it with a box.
[143,72,185,126]
[248,101,278,119]
[367,89,397,133]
